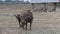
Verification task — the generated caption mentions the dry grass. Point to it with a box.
[0,4,60,34]
[0,4,60,28]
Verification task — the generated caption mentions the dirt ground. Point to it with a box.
[0,4,60,34]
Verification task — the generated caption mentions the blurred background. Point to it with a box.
[0,0,60,34]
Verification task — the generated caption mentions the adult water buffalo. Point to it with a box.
[14,10,33,30]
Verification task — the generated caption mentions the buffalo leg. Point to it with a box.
[30,23,32,30]
[22,23,25,29]
[30,21,33,30]
[23,25,24,29]
[26,23,27,30]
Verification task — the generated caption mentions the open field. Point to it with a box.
[0,4,60,34]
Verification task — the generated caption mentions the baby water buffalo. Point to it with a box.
[14,10,33,30]
[14,14,21,27]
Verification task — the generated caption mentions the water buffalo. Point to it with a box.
[14,14,21,27]
[14,10,33,30]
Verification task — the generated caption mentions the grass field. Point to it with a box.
[0,4,60,34]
